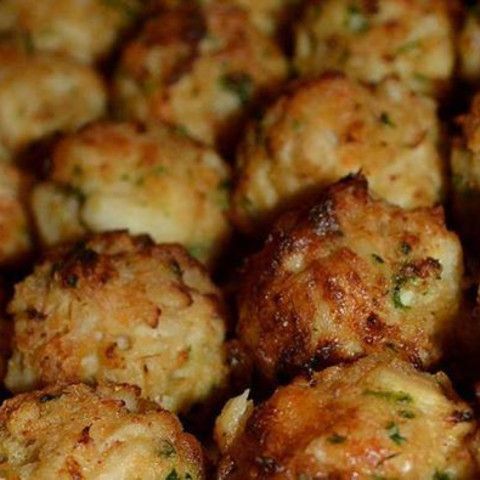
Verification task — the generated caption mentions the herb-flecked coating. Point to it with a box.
[237,175,462,381]
[6,231,228,413]
[113,2,288,153]
[0,383,205,479]
[216,355,477,480]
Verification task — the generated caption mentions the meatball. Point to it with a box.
[237,175,462,381]
[113,2,288,153]
[451,91,480,248]
[0,0,142,64]
[0,44,106,161]
[31,122,231,266]
[216,355,477,480]
[5,231,228,413]
[294,0,458,97]
[0,383,205,479]
[0,163,31,266]
[151,0,295,37]
[232,75,444,234]
[458,3,480,83]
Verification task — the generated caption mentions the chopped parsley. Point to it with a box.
[220,73,253,105]
[363,389,413,404]
[380,112,396,127]
[398,409,415,419]
[158,439,176,458]
[165,470,179,480]
[433,471,453,480]
[327,433,347,444]
[345,5,370,34]
[371,253,385,264]
[386,422,406,445]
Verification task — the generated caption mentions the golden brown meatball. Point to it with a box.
[0,382,205,479]
[232,75,444,234]
[237,175,462,381]
[0,0,142,64]
[31,122,231,266]
[0,44,106,161]
[0,163,31,266]
[458,3,480,83]
[216,355,477,480]
[5,231,228,413]
[451,91,480,248]
[151,0,296,37]
[294,0,458,97]
[113,2,288,153]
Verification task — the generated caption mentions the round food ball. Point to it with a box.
[150,0,296,37]
[294,0,457,96]
[0,162,31,266]
[232,75,444,234]
[5,231,228,413]
[0,0,142,64]
[216,355,477,480]
[0,43,106,161]
[113,2,288,153]
[458,3,480,83]
[237,175,463,381]
[451,91,480,248]
[0,382,205,479]
[31,122,231,266]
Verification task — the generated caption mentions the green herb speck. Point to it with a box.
[386,422,406,445]
[220,73,253,105]
[327,433,347,444]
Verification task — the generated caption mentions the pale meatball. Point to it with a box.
[237,175,462,381]
[216,355,477,479]
[0,383,205,479]
[458,4,480,83]
[232,75,444,233]
[31,122,231,266]
[294,0,457,96]
[0,0,142,64]
[0,163,31,266]
[0,44,106,161]
[451,91,480,248]
[113,2,288,152]
[5,231,228,413]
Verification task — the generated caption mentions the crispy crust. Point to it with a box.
[0,383,205,479]
[217,355,477,479]
[237,175,462,381]
[113,2,287,152]
[6,231,228,413]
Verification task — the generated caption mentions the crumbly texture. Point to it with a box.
[113,2,287,152]
[0,44,106,161]
[150,0,296,37]
[31,122,231,266]
[231,75,445,233]
[237,175,463,381]
[217,355,477,480]
[458,3,480,83]
[0,163,31,266]
[0,0,142,64]
[5,231,228,413]
[0,383,205,479]
[294,0,458,96]
[451,91,480,247]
